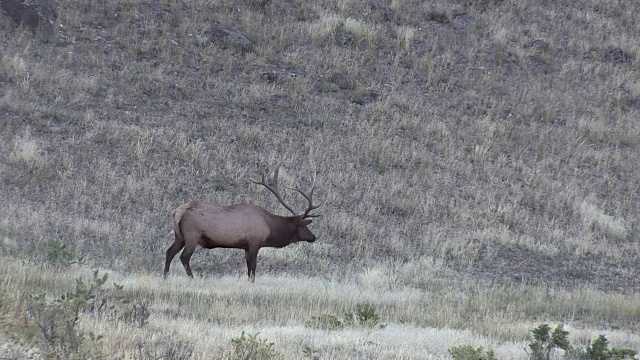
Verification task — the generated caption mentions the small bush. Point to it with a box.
[352,303,381,327]
[223,331,283,360]
[448,345,497,360]
[528,324,570,360]
[567,334,637,360]
[526,324,636,360]
[305,313,344,330]
[306,303,385,330]
[26,277,106,358]
[120,300,151,327]
[136,337,194,360]
[45,240,83,268]
[302,344,320,360]
[349,89,367,105]
[25,270,144,359]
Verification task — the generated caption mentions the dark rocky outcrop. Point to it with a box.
[452,12,474,28]
[604,47,631,64]
[203,24,254,52]
[258,65,301,83]
[0,0,56,32]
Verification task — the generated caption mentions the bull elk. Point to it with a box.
[164,166,321,281]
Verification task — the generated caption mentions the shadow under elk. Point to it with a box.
[164,167,321,282]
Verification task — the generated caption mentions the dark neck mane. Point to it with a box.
[264,215,296,248]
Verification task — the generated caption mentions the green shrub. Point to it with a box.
[607,348,637,359]
[306,303,385,330]
[448,345,497,360]
[528,324,570,360]
[25,270,146,359]
[45,240,83,268]
[343,303,384,328]
[302,344,320,360]
[526,324,636,360]
[223,331,283,360]
[26,277,106,359]
[305,313,344,330]
[567,334,638,360]
[354,303,381,327]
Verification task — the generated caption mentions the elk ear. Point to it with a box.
[299,219,312,226]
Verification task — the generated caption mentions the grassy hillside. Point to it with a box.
[1,0,639,358]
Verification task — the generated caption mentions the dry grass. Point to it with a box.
[1,259,639,359]
[1,0,640,358]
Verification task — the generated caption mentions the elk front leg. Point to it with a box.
[244,247,259,282]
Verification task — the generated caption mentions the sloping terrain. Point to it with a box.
[1,0,640,357]
[3,0,638,289]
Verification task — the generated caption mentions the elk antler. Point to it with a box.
[283,171,322,218]
[250,166,322,218]
[249,166,298,217]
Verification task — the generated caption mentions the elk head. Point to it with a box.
[249,166,321,243]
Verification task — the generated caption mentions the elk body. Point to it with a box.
[164,167,321,281]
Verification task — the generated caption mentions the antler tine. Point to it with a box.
[284,171,322,218]
[249,166,299,217]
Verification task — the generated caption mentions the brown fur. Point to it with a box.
[164,200,316,281]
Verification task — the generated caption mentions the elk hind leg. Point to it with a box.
[179,245,196,278]
[164,235,185,278]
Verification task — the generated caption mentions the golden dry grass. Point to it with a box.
[1,258,639,359]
